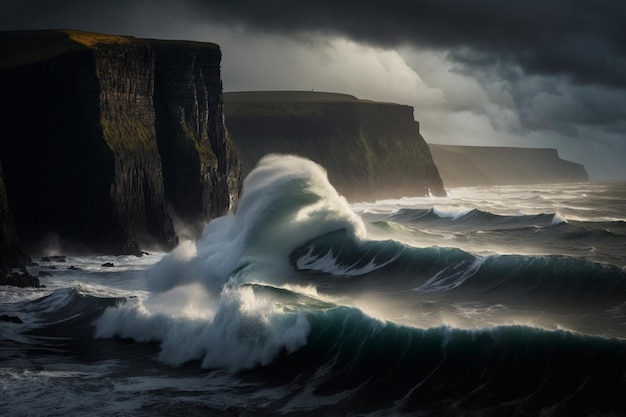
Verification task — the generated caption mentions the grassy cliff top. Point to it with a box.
[224,91,362,103]
[0,30,132,70]
[429,144,559,155]
[63,29,135,47]
[224,91,401,117]
[0,29,218,70]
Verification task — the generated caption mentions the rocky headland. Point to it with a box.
[224,91,446,201]
[0,30,241,260]
[429,144,589,187]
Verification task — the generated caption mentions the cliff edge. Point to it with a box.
[224,91,445,201]
[0,30,241,255]
[429,144,589,187]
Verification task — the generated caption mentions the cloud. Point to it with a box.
[175,0,626,88]
[2,0,625,178]
[4,0,625,87]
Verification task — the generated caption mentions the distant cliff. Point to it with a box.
[224,91,445,201]
[429,144,589,187]
[0,30,241,255]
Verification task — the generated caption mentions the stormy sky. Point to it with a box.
[2,0,625,179]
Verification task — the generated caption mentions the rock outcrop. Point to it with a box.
[0,161,39,287]
[0,30,241,255]
[224,91,445,201]
[429,144,589,188]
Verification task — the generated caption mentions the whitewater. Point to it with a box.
[1,154,625,416]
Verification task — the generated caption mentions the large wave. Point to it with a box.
[145,154,365,293]
[291,228,626,304]
[94,154,366,370]
[264,307,626,416]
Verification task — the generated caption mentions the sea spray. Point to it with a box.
[145,154,366,292]
[95,154,365,369]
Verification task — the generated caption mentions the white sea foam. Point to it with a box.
[432,206,472,220]
[295,245,404,276]
[413,256,485,293]
[551,211,568,225]
[95,283,309,371]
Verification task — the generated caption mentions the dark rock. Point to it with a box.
[224,91,445,201]
[41,256,66,262]
[38,271,53,277]
[1,160,35,287]
[101,262,115,268]
[0,271,40,288]
[0,314,23,324]
[67,266,80,270]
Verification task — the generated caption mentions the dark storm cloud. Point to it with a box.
[182,0,626,90]
[3,0,625,89]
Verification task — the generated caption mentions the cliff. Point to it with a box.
[0,30,241,255]
[429,144,589,187]
[0,161,39,287]
[224,91,445,201]
[151,41,241,236]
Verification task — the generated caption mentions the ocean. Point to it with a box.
[1,154,625,416]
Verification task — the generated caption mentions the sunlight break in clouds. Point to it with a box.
[216,32,444,109]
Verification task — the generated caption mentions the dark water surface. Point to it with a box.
[2,157,625,416]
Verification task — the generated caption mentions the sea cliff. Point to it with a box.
[224,91,445,201]
[429,144,589,187]
[0,161,38,287]
[0,30,241,256]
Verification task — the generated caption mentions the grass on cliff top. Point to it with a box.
[1,29,221,70]
[147,38,219,51]
[224,91,362,103]
[62,29,135,48]
[223,91,399,117]
[0,29,137,70]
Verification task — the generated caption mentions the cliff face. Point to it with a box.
[0,162,25,273]
[429,144,589,187]
[95,40,176,254]
[224,91,445,201]
[0,30,241,255]
[0,161,38,287]
[152,42,241,236]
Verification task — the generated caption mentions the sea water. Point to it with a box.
[1,155,625,416]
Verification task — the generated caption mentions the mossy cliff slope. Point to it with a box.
[429,144,589,187]
[0,30,240,255]
[224,91,445,201]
